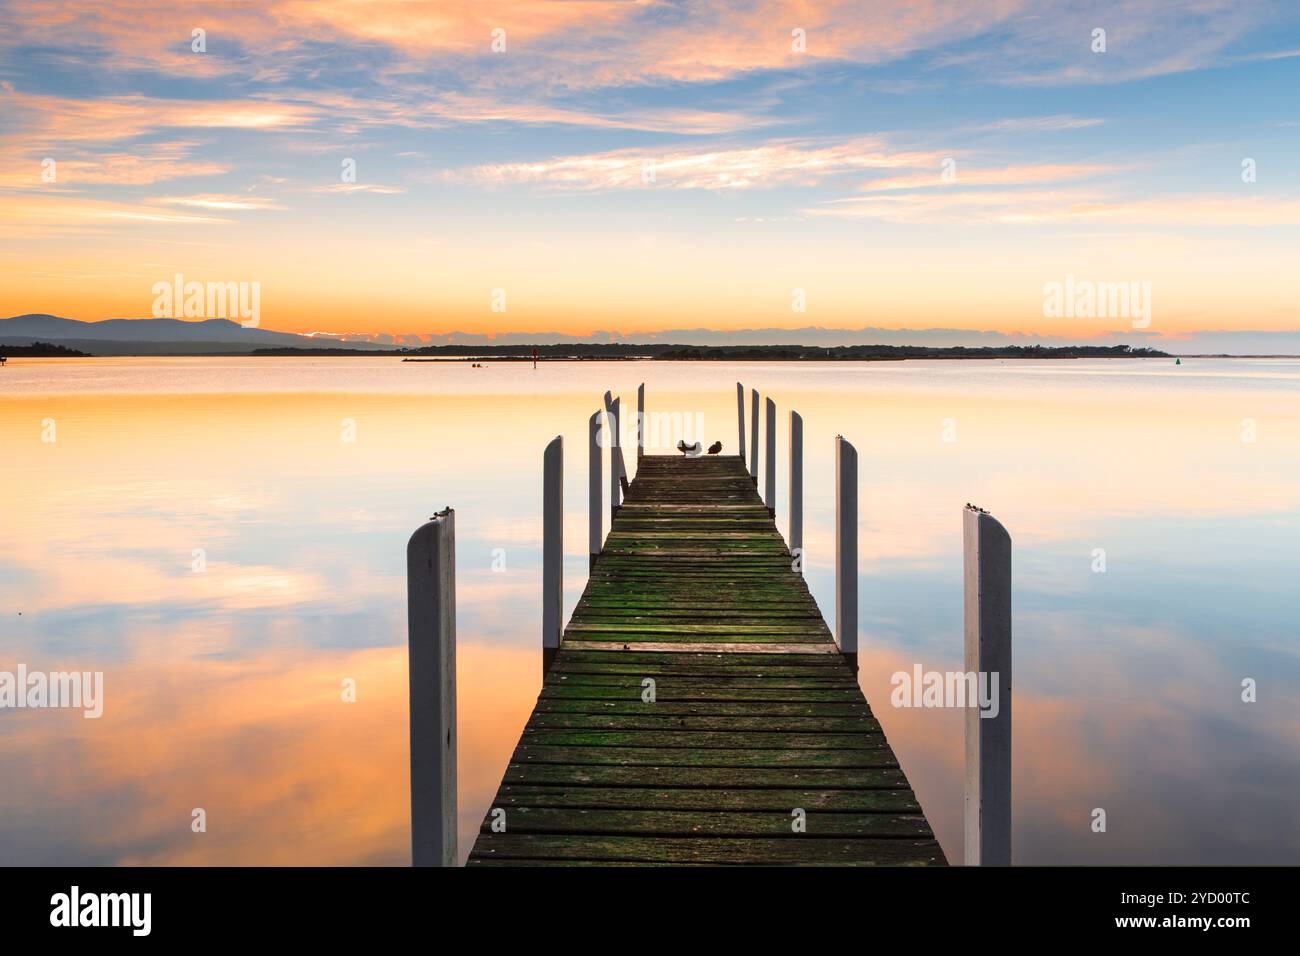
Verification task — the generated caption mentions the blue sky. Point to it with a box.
[2,0,1300,348]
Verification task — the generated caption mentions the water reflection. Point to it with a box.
[2,358,1298,864]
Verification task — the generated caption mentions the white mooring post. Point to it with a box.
[736,382,746,463]
[603,391,625,521]
[543,436,563,674]
[588,410,602,571]
[610,397,625,520]
[637,383,645,461]
[789,410,803,571]
[407,508,457,867]
[749,388,760,483]
[764,397,776,513]
[835,436,858,671]
[963,505,1012,867]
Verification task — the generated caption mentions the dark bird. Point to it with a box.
[707,441,722,455]
[677,440,702,456]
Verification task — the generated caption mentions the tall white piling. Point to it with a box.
[764,397,776,513]
[603,391,625,521]
[835,436,858,671]
[736,382,746,464]
[749,388,760,483]
[789,411,803,571]
[543,436,563,674]
[637,383,645,461]
[963,505,1012,866]
[407,508,457,867]
[588,410,602,571]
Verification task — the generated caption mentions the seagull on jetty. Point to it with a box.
[707,441,722,454]
[677,440,703,457]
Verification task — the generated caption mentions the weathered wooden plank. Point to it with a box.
[518,729,886,749]
[545,674,857,689]
[533,699,874,718]
[556,641,841,654]
[511,745,900,768]
[500,763,911,789]
[553,650,843,668]
[538,685,865,702]
[468,834,945,865]
[478,808,934,838]
[550,661,853,677]
[526,713,881,733]
[490,785,920,812]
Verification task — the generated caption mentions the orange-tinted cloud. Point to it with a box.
[454,137,946,191]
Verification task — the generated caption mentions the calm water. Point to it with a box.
[2,356,1299,865]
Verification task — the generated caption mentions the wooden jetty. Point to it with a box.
[465,453,946,866]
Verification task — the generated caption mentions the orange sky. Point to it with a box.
[3,1,1300,341]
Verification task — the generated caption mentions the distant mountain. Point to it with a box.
[328,324,1300,355]
[0,315,391,354]
[4,314,1298,356]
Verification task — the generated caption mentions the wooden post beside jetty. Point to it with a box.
[588,411,602,571]
[407,508,457,867]
[835,436,858,672]
[789,410,803,571]
[736,382,746,464]
[963,505,1012,866]
[749,388,760,483]
[764,396,776,515]
[604,392,625,522]
[637,383,645,460]
[542,437,563,675]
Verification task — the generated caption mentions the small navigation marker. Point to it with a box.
[1175,358,1182,365]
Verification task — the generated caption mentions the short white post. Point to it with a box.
[407,508,457,867]
[835,436,858,671]
[963,505,1012,867]
[764,397,776,513]
[749,388,760,483]
[588,410,602,571]
[789,410,803,571]
[637,383,645,461]
[543,436,563,674]
[736,382,746,463]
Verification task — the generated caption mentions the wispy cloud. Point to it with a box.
[0,143,227,188]
[308,183,405,195]
[969,115,1105,132]
[809,190,1300,226]
[451,138,946,191]
[0,91,316,143]
[150,194,287,211]
[0,195,233,236]
[860,162,1113,192]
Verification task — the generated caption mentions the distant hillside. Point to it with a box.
[0,314,389,355]
[0,341,91,358]
[391,342,1169,361]
[652,343,1170,360]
